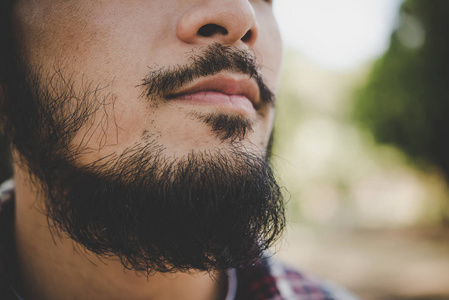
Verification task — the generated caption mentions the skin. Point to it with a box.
[10,0,282,299]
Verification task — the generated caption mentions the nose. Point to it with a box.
[176,0,259,48]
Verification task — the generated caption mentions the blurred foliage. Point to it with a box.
[353,0,449,180]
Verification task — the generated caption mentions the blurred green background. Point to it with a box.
[2,0,449,299]
[271,0,449,299]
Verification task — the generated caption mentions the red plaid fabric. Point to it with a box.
[235,255,357,300]
[0,181,357,300]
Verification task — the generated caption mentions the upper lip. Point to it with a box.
[165,73,261,109]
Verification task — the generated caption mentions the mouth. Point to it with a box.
[165,73,261,114]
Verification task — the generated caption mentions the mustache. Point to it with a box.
[139,43,275,106]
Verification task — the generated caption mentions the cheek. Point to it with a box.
[13,1,169,83]
[13,1,94,69]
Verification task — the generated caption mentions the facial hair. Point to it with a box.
[1,44,285,273]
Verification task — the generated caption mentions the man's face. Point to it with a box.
[6,0,284,273]
[13,0,282,161]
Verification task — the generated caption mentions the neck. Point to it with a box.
[12,166,228,300]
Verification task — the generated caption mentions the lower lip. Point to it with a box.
[172,91,255,114]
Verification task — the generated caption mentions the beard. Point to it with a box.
[1,44,285,273]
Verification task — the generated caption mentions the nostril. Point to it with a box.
[198,24,228,37]
[241,30,253,43]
